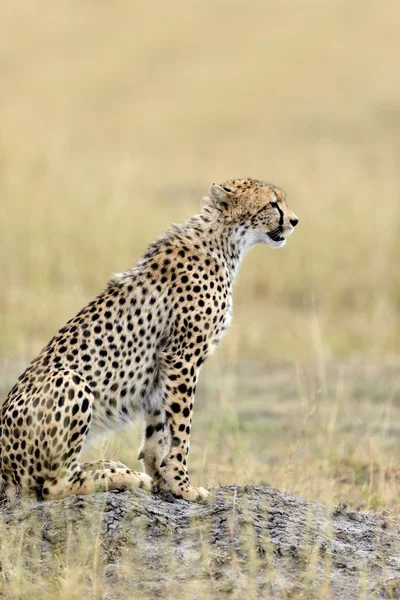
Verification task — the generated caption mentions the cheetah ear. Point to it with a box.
[209,184,234,209]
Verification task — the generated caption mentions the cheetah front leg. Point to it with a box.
[138,406,169,486]
[155,355,210,503]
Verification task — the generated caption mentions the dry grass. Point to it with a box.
[1,0,400,597]
[1,0,400,360]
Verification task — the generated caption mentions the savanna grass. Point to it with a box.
[1,0,400,597]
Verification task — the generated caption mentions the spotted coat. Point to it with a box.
[0,178,298,502]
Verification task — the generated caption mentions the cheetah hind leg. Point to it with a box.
[79,460,128,472]
[42,462,153,500]
[39,370,153,500]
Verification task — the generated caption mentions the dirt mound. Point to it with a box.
[1,485,399,598]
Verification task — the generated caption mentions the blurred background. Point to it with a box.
[1,0,400,511]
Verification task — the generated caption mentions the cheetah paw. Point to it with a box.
[173,485,211,503]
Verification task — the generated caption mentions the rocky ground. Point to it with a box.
[1,485,399,599]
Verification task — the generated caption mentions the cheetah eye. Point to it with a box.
[270,202,279,209]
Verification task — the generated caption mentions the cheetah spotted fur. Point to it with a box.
[0,178,298,503]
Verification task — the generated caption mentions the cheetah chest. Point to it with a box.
[210,298,233,349]
[223,300,233,331]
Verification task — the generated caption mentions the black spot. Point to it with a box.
[146,425,154,438]
[171,402,181,413]
[178,383,187,394]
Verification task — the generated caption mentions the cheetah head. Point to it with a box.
[205,178,299,250]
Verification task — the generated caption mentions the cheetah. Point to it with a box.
[0,178,298,503]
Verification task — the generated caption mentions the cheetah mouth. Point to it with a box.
[267,228,285,243]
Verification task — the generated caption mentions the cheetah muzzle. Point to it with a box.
[0,178,298,503]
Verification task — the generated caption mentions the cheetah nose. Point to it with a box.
[290,218,299,227]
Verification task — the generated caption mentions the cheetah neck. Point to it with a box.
[172,214,252,280]
[130,213,254,287]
